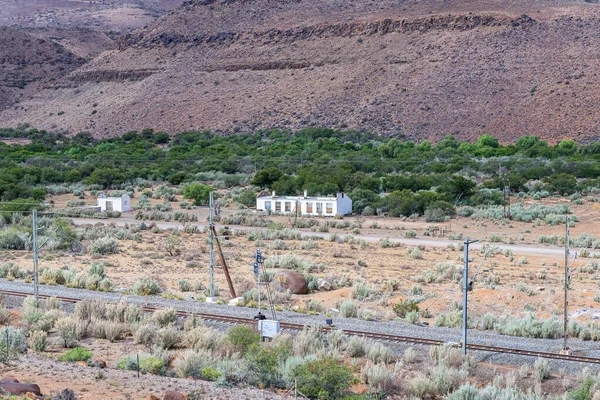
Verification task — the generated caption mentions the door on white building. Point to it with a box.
[265,201,272,210]
[106,201,113,211]
[316,203,323,214]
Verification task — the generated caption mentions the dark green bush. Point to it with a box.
[226,325,260,354]
[59,347,92,362]
[293,357,354,399]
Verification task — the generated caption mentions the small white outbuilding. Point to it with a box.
[97,193,131,212]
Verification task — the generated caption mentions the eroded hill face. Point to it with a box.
[1,0,600,142]
[0,27,87,112]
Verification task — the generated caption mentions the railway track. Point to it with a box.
[2,289,599,365]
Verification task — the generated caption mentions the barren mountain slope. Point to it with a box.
[1,0,600,142]
[0,0,186,31]
[0,27,86,112]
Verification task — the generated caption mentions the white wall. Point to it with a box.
[256,194,352,216]
[97,194,131,212]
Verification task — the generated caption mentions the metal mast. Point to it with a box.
[462,239,478,355]
[32,209,39,301]
[564,216,570,351]
[209,191,215,299]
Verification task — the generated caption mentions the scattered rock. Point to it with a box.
[592,390,600,400]
[75,361,88,368]
[317,279,331,291]
[145,395,160,400]
[25,393,38,400]
[163,391,188,400]
[506,294,514,299]
[1,377,19,383]
[92,359,107,368]
[537,287,545,291]
[273,271,308,294]
[228,297,244,306]
[0,382,42,396]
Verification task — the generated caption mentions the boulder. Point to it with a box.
[228,297,244,306]
[92,359,107,368]
[163,391,188,400]
[317,279,331,291]
[273,271,308,295]
[0,382,42,396]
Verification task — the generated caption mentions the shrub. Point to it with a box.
[410,247,423,259]
[350,280,374,300]
[425,208,448,222]
[292,357,354,400]
[178,279,191,292]
[59,347,92,362]
[405,310,420,324]
[174,349,216,378]
[404,347,416,364]
[152,308,177,327]
[30,330,48,352]
[201,366,223,381]
[405,230,417,238]
[0,306,11,325]
[392,299,419,318]
[90,237,120,255]
[140,356,166,375]
[365,341,392,364]
[533,357,550,382]
[55,316,78,348]
[294,326,325,356]
[361,363,394,395]
[227,325,260,354]
[339,300,358,318]
[184,327,223,351]
[134,324,157,348]
[346,336,367,358]
[244,343,280,387]
[326,330,348,352]
[156,326,183,350]
[133,277,162,296]
[0,326,26,362]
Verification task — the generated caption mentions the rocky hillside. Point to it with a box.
[0,27,87,111]
[1,0,600,142]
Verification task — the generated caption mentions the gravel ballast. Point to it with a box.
[1,279,597,375]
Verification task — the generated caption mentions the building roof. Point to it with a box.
[257,195,339,201]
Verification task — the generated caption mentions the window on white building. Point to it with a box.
[306,202,313,213]
[265,201,271,210]
[326,203,333,214]
[285,202,291,212]
[275,202,281,212]
[316,203,323,213]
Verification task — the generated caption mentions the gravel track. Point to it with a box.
[2,279,599,374]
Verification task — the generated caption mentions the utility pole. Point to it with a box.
[564,216,570,352]
[32,209,39,301]
[462,239,479,355]
[503,174,511,219]
[208,191,215,300]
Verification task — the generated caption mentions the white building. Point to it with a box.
[97,193,131,212]
[256,190,352,216]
